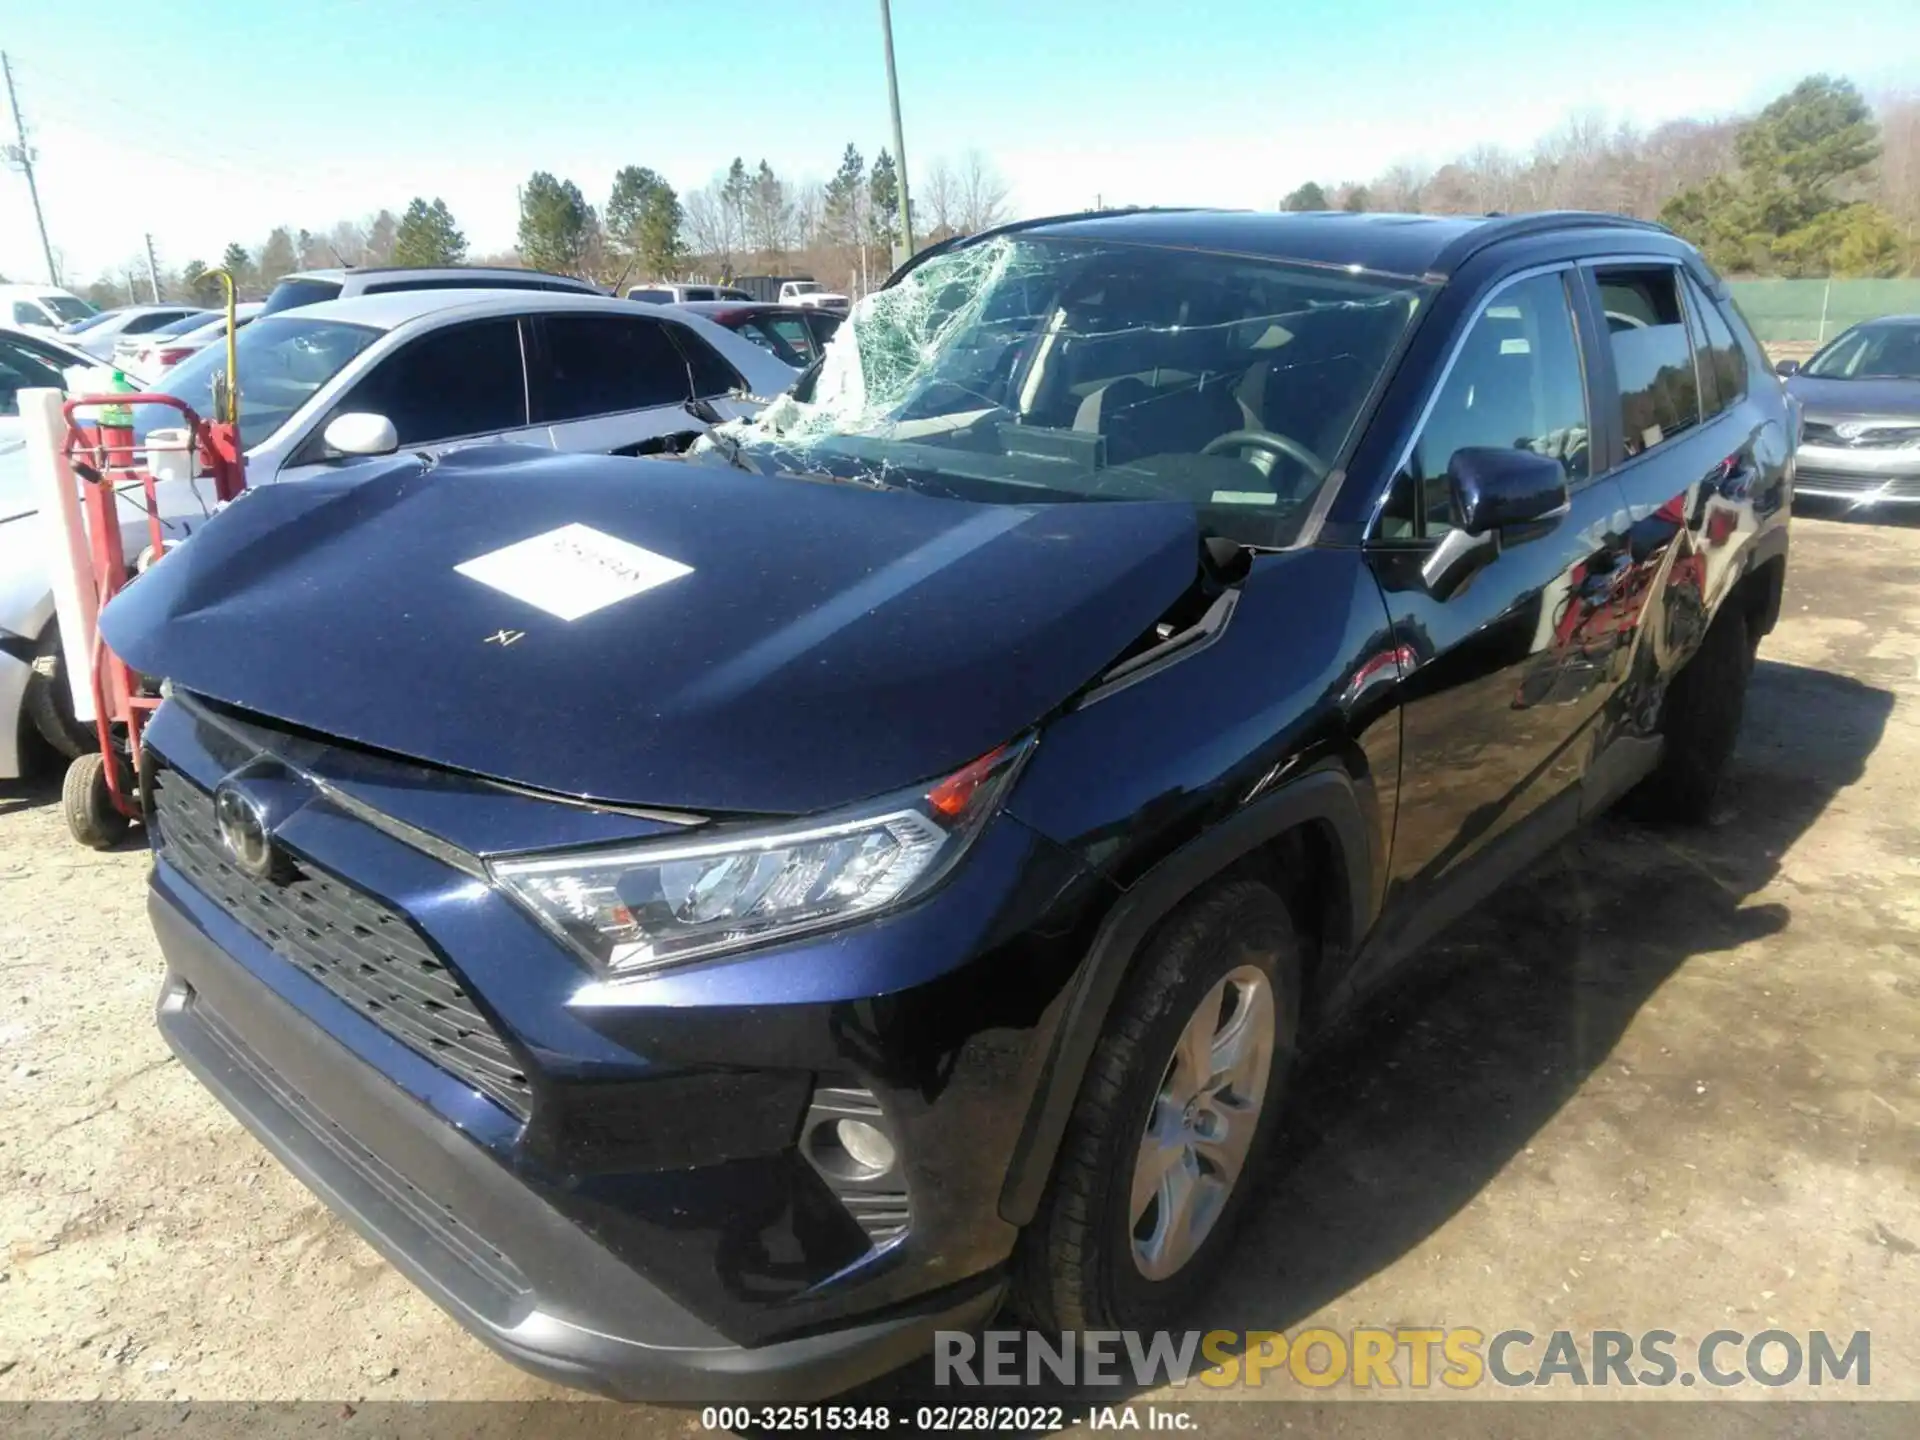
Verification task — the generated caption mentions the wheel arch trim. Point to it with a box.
[997,762,1373,1226]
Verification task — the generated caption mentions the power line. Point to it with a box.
[2,50,59,284]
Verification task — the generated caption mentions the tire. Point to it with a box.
[62,751,132,850]
[24,626,95,761]
[1011,877,1302,1332]
[1631,604,1753,824]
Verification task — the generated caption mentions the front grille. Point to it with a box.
[1796,466,1920,500]
[1802,420,1920,449]
[152,769,533,1119]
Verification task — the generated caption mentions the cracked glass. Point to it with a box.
[705,235,1431,547]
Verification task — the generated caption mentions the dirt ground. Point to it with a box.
[2,511,1918,1430]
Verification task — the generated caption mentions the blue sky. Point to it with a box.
[2,0,1916,285]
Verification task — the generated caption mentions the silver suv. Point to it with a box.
[261,265,604,315]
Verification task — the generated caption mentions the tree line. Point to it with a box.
[79,74,1917,308]
[1280,76,1918,277]
[84,146,1012,309]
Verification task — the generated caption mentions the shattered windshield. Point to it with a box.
[721,236,1429,546]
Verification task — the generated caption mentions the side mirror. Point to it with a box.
[1449,446,1570,535]
[1421,447,1570,600]
[1773,358,1799,377]
[322,412,398,458]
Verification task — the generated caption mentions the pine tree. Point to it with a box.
[870,149,901,255]
[258,226,298,287]
[364,209,400,265]
[1282,181,1328,211]
[606,167,684,280]
[517,172,595,275]
[391,197,469,267]
[218,242,255,295]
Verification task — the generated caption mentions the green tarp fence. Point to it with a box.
[1728,279,1920,345]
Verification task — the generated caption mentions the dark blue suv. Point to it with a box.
[105,210,1791,1401]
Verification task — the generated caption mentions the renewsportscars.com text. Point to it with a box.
[935,1327,1871,1390]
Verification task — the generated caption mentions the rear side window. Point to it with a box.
[533,315,690,421]
[1595,267,1700,456]
[682,287,716,302]
[741,315,815,367]
[120,310,195,335]
[669,325,746,398]
[0,335,70,414]
[805,311,843,348]
[1682,274,1747,417]
[261,278,345,315]
[628,288,672,304]
[337,317,528,444]
[11,301,45,326]
[362,276,535,295]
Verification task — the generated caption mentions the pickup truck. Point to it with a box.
[733,274,850,313]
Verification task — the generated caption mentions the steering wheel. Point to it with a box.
[1200,428,1330,484]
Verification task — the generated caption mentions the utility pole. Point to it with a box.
[2,52,59,285]
[877,0,914,267]
[143,232,162,302]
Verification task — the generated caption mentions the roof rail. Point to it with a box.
[1432,210,1678,273]
[882,206,1217,288]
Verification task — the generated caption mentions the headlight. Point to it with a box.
[492,737,1034,976]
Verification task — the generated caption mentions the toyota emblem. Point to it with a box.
[214,785,276,880]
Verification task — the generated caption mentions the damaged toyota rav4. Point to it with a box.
[104,210,1791,1401]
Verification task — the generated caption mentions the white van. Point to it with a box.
[0,284,97,335]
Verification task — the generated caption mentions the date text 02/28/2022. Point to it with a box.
[697,1405,1198,1431]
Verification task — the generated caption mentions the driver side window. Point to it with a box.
[1388,271,1590,540]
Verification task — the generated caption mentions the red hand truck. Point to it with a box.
[54,395,245,847]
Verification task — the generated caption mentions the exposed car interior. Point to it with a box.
[785,240,1428,546]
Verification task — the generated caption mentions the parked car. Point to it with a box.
[733,273,851,312]
[2,323,202,773]
[672,300,841,367]
[116,304,266,382]
[102,210,1789,1402]
[626,282,752,304]
[261,265,606,316]
[1,291,795,783]
[0,283,97,335]
[136,289,795,480]
[60,304,211,361]
[1778,314,1920,505]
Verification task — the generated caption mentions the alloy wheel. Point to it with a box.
[1128,964,1276,1281]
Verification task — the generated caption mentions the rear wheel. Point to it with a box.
[1631,605,1754,823]
[62,750,132,850]
[1012,878,1301,1331]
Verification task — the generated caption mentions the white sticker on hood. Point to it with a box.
[454,523,693,621]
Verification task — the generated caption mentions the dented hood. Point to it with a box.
[102,448,1200,814]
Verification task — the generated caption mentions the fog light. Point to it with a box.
[835,1118,896,1175]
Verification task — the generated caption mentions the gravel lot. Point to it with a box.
[2,511,1918,1429]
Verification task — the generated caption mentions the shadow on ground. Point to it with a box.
[0,772,60,819]
[829,656,1895,1428]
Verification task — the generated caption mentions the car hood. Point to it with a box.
[1788,374,1920,421]
[100,447,1203,815]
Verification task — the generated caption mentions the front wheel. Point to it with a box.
[1012,878,1301,1331]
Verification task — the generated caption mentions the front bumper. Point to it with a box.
[1795,443,1920,504]
[152,885,1005,1401]
[137,692,1114,1401]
